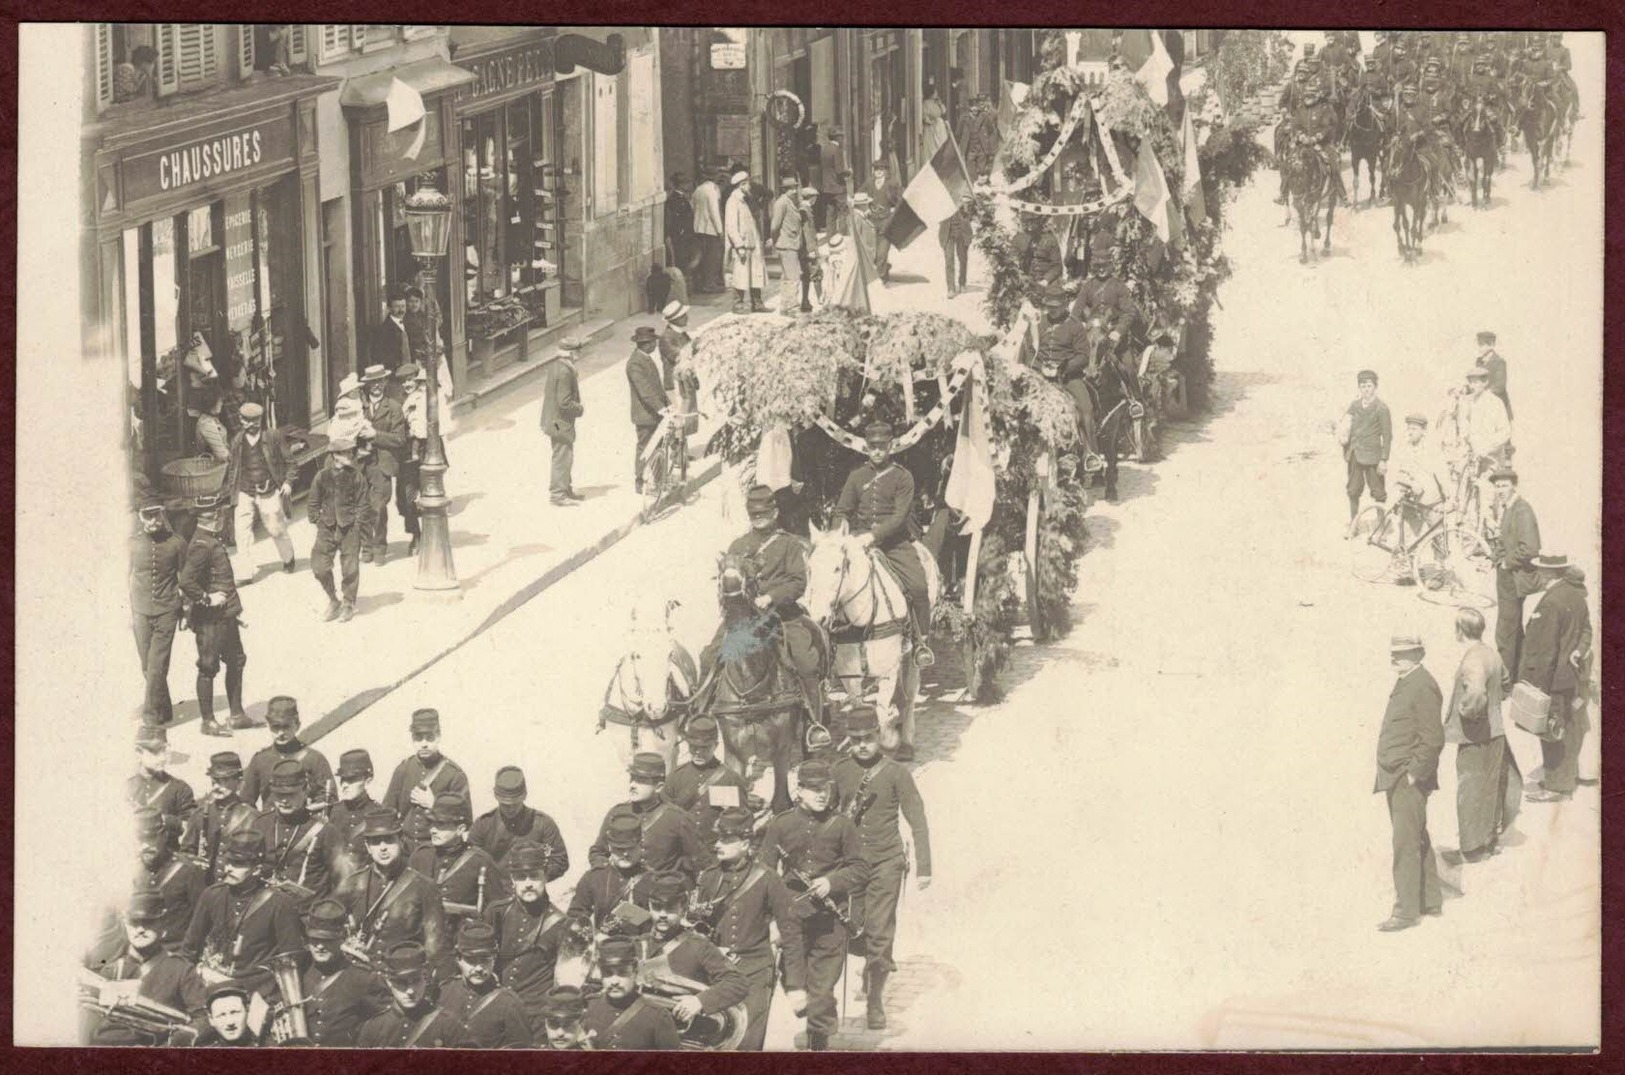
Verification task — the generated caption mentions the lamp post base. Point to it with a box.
[414,463,461,595]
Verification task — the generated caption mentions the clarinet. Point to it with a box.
[775,846,862,937]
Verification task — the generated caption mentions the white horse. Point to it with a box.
[803,520,940,752]
[598,596,698,776]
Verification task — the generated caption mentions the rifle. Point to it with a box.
[775,845,862,938]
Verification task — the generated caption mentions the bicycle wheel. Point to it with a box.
[1348,505,1402,583]
[1411,525,1496,607]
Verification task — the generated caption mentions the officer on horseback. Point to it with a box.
[1276,59,1317,204]
[1290,78,1347,207]
[1071,247,1140,363]
[1464,54,1506,155]
[831,422,935,669]
[1387,42,1419,102]
[703,485,828,725]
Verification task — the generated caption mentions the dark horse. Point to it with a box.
[1287,136,1335,263]
[1346,93,1390,209]
[1519,80,1559,190]
[1064,331,1139,502]
[691,555,815,817]
[1388,130,1430,261]
[1460,93,1500,209]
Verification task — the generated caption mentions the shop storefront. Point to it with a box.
[85,78,333,487]
[450,29,562,383]
[340,58,474,391]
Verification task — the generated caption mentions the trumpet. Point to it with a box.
[78,972,197,1044]
[636,955,748,1051]
[442,867,488,920]
[267,953,313,1046]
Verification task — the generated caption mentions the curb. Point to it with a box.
[300,452,727,746]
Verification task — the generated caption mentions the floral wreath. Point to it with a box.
[766,89,807,130]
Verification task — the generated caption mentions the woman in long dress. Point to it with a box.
[723,171,768,313]
[920,79,949,165]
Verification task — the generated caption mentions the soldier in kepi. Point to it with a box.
[129,722,197,830]
[692,806,807,1050]
[297,898,390,1047]
[832,421,936,670]
[832,709,932,1030]
[178,492,251,735]
[537,985,593,1050]
[408,792,510,936]
[186,751,257,885]
[704,484,829,725]
[485,840,572,1034]
[178,830,304,999]
[640,871,751,1032]
[760,758,869,1051]
[130,496,186,726]
[249,758,334,909]
[334,806,450,979]
[436,921,534,1049]
[586,752,714,880]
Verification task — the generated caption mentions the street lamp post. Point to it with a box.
[403,179,460,595]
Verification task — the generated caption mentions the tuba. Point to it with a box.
[267,953,314,1046]
[78,971,198,1045]
[636,954,748,1051]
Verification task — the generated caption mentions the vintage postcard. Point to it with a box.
[15,24,1602,1054]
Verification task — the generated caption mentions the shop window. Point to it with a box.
[460,98,558,349]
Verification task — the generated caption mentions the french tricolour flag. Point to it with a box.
[883,136,972,251]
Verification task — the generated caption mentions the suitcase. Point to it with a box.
[1508,680,1553,736]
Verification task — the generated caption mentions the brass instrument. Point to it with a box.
[340,912,387,971]
[77,971,197,1045]
[267,953,314,1045]
[636,955,748,1051]
[441,866,487,920]
[776,845,862,938]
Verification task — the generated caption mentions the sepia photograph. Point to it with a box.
[13,21,1605,1056]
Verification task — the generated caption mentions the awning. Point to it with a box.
[340,57,476,109]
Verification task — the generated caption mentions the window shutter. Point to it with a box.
[156,24,180,95]
[286,25,308,64]
[350,25,367,51]
[320,25,345,61]
[236,24,256,78]
[175,24,217,87]
[94,23,114,109]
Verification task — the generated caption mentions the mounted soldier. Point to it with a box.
[1291,78,1347,207]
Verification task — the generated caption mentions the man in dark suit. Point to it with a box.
[1373,634,1445,932]
[1474,330,1511,419]
[371,287,413,380]
[1489,468,1541,675]
[812,124,848,233]
[309,437,368,623]
[539,337,585,507]
[359,366,408,565]
[626,326,668,495]
[1519,555,1593,802]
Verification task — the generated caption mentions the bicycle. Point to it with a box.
[639,406,701,521]
[1346,485,1496,607]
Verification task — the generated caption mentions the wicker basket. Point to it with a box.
[159,456,228,498]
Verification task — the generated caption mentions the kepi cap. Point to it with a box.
[686,715,720,745]
[268,759,308,793]
[336,749,374,780]
[714,807,754,839]
[629,751,666,782]
[428,792,471,826]
[508,840,550,877]
[647,871,689,906]
[410,708,441,735]
[304,899,348,941]
[456,920,499,957]
[493,765,527,803]
[605,812,643,850]
[207,751,245,779]
[745,485,778,517]
[266,696,300,729]
[361,806,403,839]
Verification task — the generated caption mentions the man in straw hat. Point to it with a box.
[1372,633,1444,931]
[723,166,768,313]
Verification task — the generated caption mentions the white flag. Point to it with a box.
[1134,30,1175,107]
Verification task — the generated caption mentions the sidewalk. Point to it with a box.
[145,290,739,767]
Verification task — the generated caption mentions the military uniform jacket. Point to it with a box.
[693,861,807,987]
[383,754,470,846]
[725,528,809,610]
[567,864,655,928]
[584,992,680,1050]
[665,759,751,849]
[85,947,208,1046]
[1492,496,1541,595]
[1518,579,1592,695]
[179,881,303,984]
[437,979,535,1049]
[242,740,336,809]
[356,1002,469,1048]
[1374,666,1445,794]
[178,532,242,620]
[326,794,378,881]
[250,809,335,901]
[485,896,571,1018]
[335,864,449,971]
[1291,101,1338,148]
[470,805,570,881]
[308,461,368,530]
[186,793,258,884]
[1016,230,1063,285]
[587,798,714,877]
[129,771,198,827]
[1071,277,1138,337]
[1035,316,1089,379]
[760,806,869,909]
[301,960,390,1047]
[833,463,917,551]
[130,530,186,616]
[135,853,207,948]
[832,756,933,876]
[646,930,750,1014]
[408,841,512,923]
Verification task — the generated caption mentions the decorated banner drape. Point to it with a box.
[811,350,984,453]
[987,97,1135,218]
